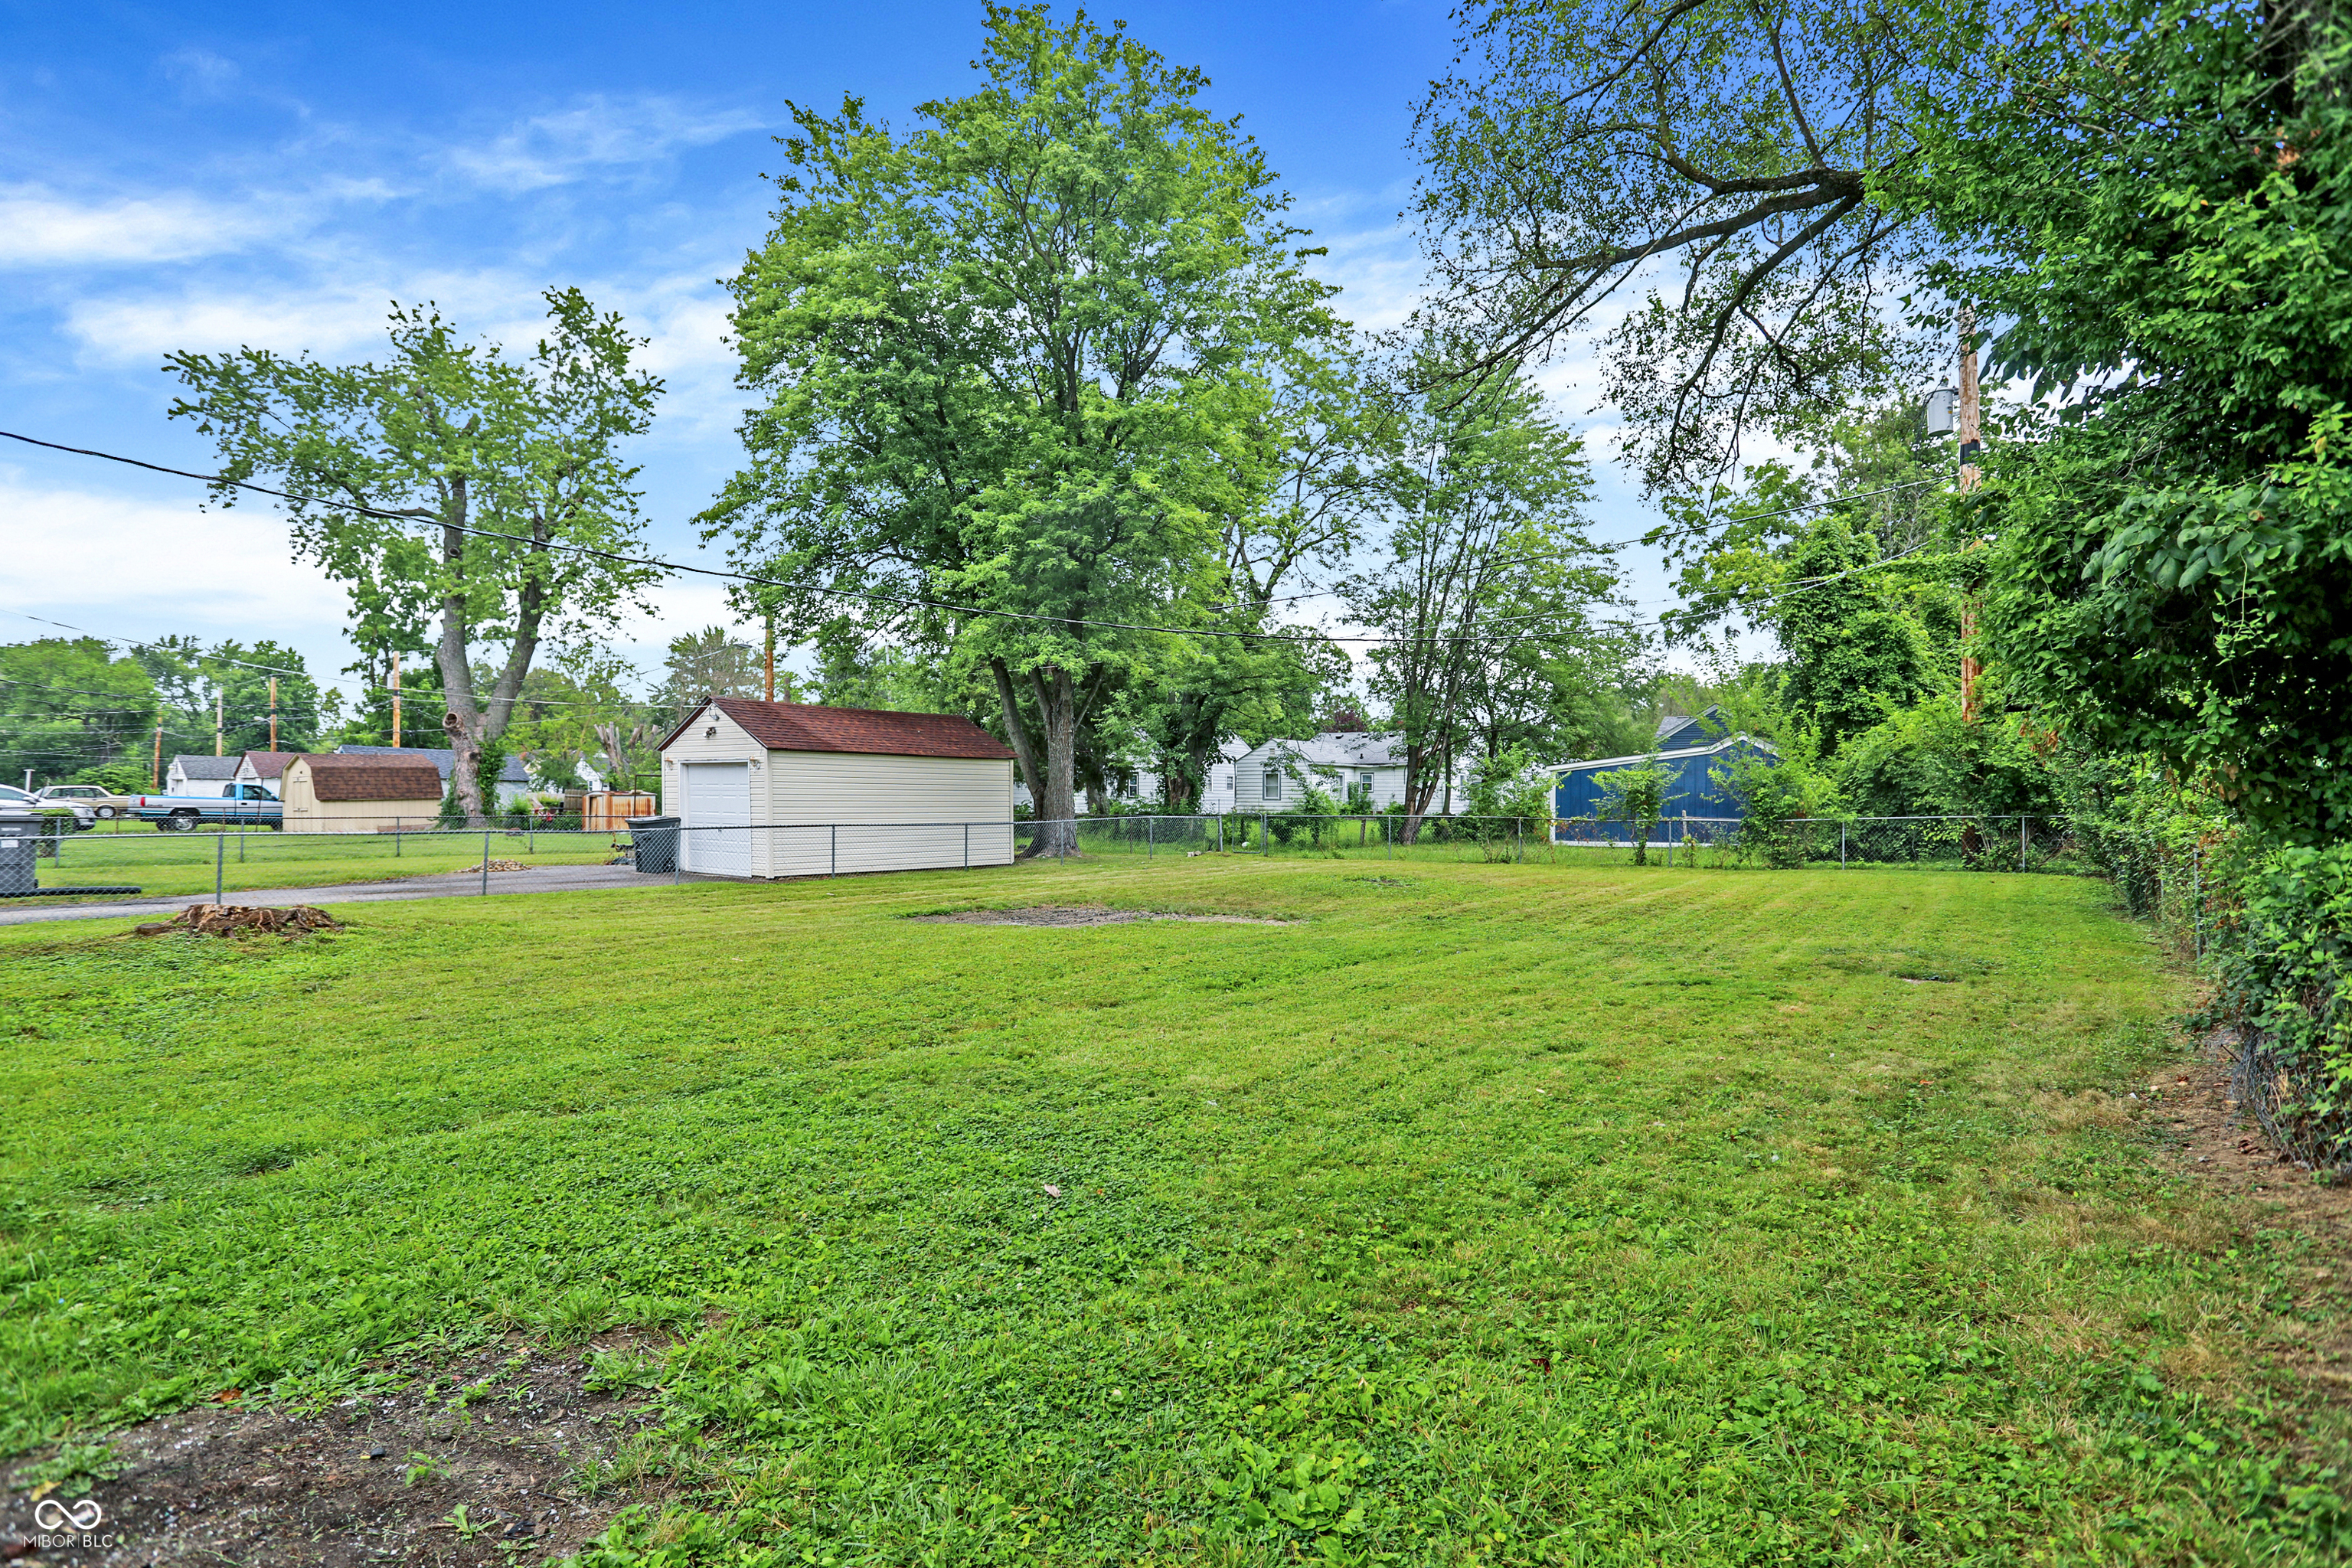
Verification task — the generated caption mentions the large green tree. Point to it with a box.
[704,5,1341,851]
[1945,0,2352,844]
[1410,0,1939,488]
[0,639,158,789]
[166,289,663,823]
[209,640,324,755]
[1343,361,1622,839]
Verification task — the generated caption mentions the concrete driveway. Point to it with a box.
[0,863,663,926]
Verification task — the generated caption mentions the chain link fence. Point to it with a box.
[7,809,2151,913]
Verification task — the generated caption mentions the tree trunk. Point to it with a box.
[432,478,492,827]
[988,658,1050,848]
[1030,664,1080,855]
[1398,743,1440,847]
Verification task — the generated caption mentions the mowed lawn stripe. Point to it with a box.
[1,859,2338,1564]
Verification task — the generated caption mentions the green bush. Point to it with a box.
[2203,841,2352,1171]
[1714,730,1841,870]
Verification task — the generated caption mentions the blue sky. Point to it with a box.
[0,0,1677,699]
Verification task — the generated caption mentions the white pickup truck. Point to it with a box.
[128,784,283,831]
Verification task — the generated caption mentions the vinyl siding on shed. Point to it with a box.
[762,751,1014,877]
[660,703,1014,878]
[279,758,442,833]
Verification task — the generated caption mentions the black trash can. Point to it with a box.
[0,812,41,897]
[626,815,680,876]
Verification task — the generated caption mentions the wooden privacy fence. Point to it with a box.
[582,792,658,831]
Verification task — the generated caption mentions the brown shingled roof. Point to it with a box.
[662,698,1017,761]
[293,753,446,802]
[240,750,298,779]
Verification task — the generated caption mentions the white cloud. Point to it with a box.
[0,471,767,697]
[62,270,544,362]
[449,97,764,194]
[161,48,241,101]
[0,184,282,268]
[0,472,356,673]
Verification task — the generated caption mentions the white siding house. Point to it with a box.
[165,755,239,797]
[658,697,1018,879]
[1232,733,1468,815]
[234,751,296,796]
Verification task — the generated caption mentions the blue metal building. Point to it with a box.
[1549,733,1777,843]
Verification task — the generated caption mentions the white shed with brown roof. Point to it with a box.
[657,697,1017,878]
[280,753,445,834]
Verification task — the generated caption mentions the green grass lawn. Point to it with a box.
[31,825,623,900]
[2,858,2344,1564]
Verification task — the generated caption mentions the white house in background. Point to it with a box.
[1009,736,1252,815]
[658,697,1018,879]
[233,751,296,796]
[333,745,534,811]
[165,755,239,797]
[1232,732,1469,815]
[1138,737,1252,814]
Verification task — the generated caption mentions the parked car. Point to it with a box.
[0,784,95,831]
[36,782,133,820]
[128,783,283,831]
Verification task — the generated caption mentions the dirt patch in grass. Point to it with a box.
[2157,1034,2352,1393]
[2159,1033,2352,1239]
[1,1331,665,1566]
[910,903,1298,926]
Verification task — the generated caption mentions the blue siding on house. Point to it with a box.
[1551,737,1774,841]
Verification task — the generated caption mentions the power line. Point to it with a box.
[1,428,1950,650]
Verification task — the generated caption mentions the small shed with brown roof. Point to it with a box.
[658,697,1017,877]
[280,753,446,834]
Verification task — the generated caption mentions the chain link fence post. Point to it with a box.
[215,831,224,905]
[482,830,491,897]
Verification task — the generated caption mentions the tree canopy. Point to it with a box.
[705,4,1348,848]
[1411,0,1939,488]
[166,288,662,822]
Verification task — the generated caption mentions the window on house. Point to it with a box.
[1264,764,1282,801]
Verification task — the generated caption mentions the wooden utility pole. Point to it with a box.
[152,721,162,790]
[390,653,402,747]
[1957,306,1984,724]
[214,688,223,756]
[268,676,279,751]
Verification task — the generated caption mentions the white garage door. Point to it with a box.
[682,762,752,877]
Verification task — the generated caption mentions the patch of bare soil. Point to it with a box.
[910,903,1298,927]
[2158,1034,2352,1387]
[2159,1033,2352,1240]
[1,1331,666,1567]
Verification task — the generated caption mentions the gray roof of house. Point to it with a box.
[335,745,529,784]
[170,755,240,780]
[1242,731,1408,769]
[1655,706,1722,743]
